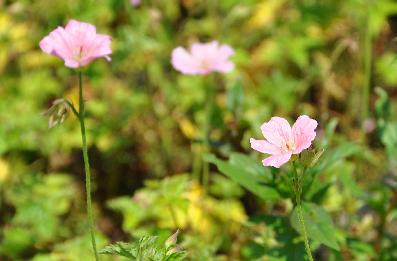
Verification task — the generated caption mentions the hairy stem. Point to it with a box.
[293,163,314,261]
[78,71,99,261]
[296,197,314,261]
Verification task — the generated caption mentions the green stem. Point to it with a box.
[192,144,202,183]
[167,203,179,229]
[297,203,314,261]
[362,1,372,123]
[293,163,314,261]
[202,81,213,191]
[65,100,79,118]
[78,71,99,261]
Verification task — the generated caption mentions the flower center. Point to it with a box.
[285,141,295,152]
[200,58,212,71]
[74,46,86,62]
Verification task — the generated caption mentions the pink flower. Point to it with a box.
[39,20,112,68]
[250,116,318,168]
[171,41,234,75]
[130,0,141,7]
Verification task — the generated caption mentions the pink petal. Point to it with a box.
[250,138,282,155]
[81,34,112,65]
[39,27,73,60]
[262,153,292,168]
[171,47,201,75]
[191,41,218,59]
[291,115,318,154]
[64,59,80,68]
[214,61,235,73]
[260,117,292,148]
[65,19,97,37]
[218,44,235,60]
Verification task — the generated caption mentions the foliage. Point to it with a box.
[100,231,186,261]
[1,0,397,260]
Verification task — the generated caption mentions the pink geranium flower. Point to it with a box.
[171,41,234,75]
[39,20,112,68]
[250,116,318,168]
[130,0,141,7]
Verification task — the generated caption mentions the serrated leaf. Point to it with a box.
[99,242,136,259]
[290,202,339,250]
[100,233,186,261]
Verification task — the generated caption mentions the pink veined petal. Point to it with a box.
[39,35,56,54]
[171,47,201,74]
[70,21,97,58]
[39,27,73,60]
[65,19,81,31]
[65,20,96,37]
[292,115,318,154]
[81,34,112,65]
[260,117,292,148]
[262,153,292,168]
[250,138,282,155]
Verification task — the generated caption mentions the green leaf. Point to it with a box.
[226,80,244,113]
[229,153,273,183]
[308,142,360,176]
[290,202,340,251]
[205,153,280,201]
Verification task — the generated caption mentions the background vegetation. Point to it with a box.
[1,0,397,260]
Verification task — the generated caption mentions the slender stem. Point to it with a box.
[65,100,79,118]
[167,203,179,229]
[292,163,314,261]
[362,1,372,123]
[202,80,213,191]
[297,203,314,261]
[192,144,202,183]
[78,71,99,261]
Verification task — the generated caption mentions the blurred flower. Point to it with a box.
[363,118,376,133]
[171,41,234,75]
[130,0,141,7]
[39,19,112,68]
[250,115,317,168]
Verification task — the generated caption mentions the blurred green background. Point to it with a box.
[1,0,397,260]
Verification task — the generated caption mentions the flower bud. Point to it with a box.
[300,148,324,168]
[42,98,70,128]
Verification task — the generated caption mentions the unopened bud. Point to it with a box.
[42,98,70,128]
[300,148,324,168]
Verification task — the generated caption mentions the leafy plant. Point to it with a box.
[100,231,186,261]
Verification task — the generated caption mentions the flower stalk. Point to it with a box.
[292,162,314,261]
[78,71,99,261]
[362,2,372,124]
[202,79,214,191]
